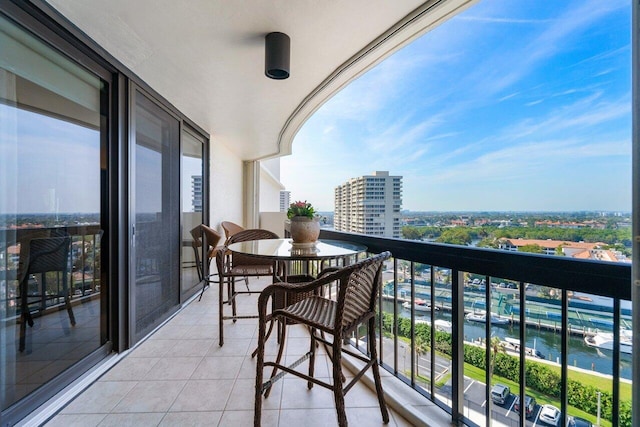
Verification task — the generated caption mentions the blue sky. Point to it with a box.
[281,0,631,212]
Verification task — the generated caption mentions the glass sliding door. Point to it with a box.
[131,88,180,342]
[181,128,205,297]
[0,13,107,418]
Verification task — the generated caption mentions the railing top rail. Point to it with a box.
[319,229,631,301]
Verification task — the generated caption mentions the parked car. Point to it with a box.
[490,384,510,405]
[539,404,561,426]
[514,395,536,418]
[568,416,593,427]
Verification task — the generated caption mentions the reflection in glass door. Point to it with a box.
[0,13,107,417]
[131,90,180,342]
[181,129,205,297]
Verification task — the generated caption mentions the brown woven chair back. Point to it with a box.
[24,236,71,277]
[221,228,278,269]
[339,257,382,330]
[221,221,245,241]
[190,224,223,282]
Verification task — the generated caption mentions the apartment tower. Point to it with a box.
[334,171,402,238]
[279,190,291,212]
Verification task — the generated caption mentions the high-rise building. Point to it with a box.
[280,190,291,212]
[334,171,402,238]
[192,175,203,212]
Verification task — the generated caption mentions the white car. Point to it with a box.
[538,404,561,426]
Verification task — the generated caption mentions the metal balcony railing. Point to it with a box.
[318,229,631,427]
[1,225,102,318]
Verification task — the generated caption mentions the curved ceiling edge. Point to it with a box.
[266,0,477,161]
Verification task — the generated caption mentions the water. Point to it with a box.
[382,300,632,380]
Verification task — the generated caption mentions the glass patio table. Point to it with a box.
[227,238,367,281]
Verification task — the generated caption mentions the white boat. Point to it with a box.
[402,298,439,312]
[502,337,545,359]
[465,312,509,325]
[415,318,452,333]
[584,330,633,354]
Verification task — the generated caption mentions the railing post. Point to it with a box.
[451,269,465,425]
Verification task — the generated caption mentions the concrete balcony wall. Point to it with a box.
[210,141,244,231]
[260,159,285,213]
[259,211,287,237]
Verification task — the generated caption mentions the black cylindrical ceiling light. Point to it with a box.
[265,32,290,80]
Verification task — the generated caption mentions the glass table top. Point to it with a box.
[227,238,367,260]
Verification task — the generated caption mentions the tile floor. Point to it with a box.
[43,277,450,426]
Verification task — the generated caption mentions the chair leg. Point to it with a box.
[308,327,316,389]
[368,318,389,424]
[19,280,32,352]
[19,312,27,352]
[332,342,348,427]
[218,277,225,347]
[254,307,267,427]
[265,318,287,399]
[231,281,237,322]
[63,282,76,326]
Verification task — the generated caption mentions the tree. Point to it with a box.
[402,226,424,240]
[436,228,472,245]
[489,336,506,383]
[415,336,429,379]
[519,244,543,254]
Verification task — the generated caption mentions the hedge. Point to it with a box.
[379,312,630,425]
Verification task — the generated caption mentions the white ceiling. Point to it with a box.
[47,0,473,161]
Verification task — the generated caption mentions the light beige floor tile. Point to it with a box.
[226,378,282,411]
[100,357,160,381]
[129,339,177,358]
[278,408,339,426]
[97,412,165,426]
[206,338,251,357]
[164,339,214,357]
[182,325,219,340]
[150,324,194,340]
[61,381,137,414]
[279,377,336,409]
[44,413,106,427]
[145,356,202,380]
[159,411,222,426]
[190,356,243,380]
[112,380,186,413]
[220,323,257,340]
[169,379,234,412]
[220,409,279,427]
[346,407,398,426]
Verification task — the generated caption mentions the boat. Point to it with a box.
[502,337,545,359]
[465,312,510,325]
[584,330,633,354]
[415,318,452,333]
[402,298,439,312]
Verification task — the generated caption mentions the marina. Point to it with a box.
[381,281,634,380]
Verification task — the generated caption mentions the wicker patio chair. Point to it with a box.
[19,235,75,352]
[216,228,279,346]
[221,220,245,243]
[254,251,392,427]
[190,224,224,301]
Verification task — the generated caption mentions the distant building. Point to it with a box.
[334,171,402,238]
[192,175,202,212]
[279,190,291,212]
[498,238,629,263]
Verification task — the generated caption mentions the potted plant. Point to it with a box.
[287,200,320,245]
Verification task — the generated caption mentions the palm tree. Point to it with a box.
[489,336,506,381]
[415,336,429,379]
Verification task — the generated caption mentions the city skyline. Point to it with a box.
[281,0,631,213]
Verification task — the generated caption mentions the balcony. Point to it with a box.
[43,277,437,427]
[38,229,631,426]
